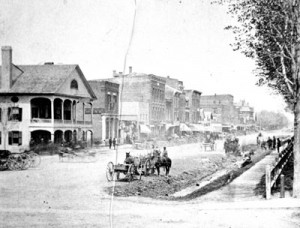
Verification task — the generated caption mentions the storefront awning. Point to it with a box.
[140,124,151,134]
[189,124,205,132]
[180,123,192,132]
[166,124,175,130]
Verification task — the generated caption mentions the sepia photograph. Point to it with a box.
[0,0,300,227]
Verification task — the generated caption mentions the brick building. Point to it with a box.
[105,71,166,139]
[184,90,202,124]
[88,80,119,143]
[200,94,239,126]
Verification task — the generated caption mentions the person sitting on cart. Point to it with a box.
[124,152,134,164]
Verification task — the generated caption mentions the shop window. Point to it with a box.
[8,107,22,121]
[71,80,78,89]
[8,131,22,145]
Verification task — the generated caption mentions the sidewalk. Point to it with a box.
[194,150,282,202]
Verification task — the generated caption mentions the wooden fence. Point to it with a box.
[265,137,293,199]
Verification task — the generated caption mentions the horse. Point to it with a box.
[149,150,172,176]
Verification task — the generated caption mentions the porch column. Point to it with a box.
[74,102,77,124]
[61,100,64,122]
[50,129,54,143]
[51,99,54,124]
[114,118,118,138]
[83,103,85,122]
[111,118,115,138]
[102,116,106,141]
[91,103,93,124]
[110,118,113,138]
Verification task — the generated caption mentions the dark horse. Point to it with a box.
[150,150,172,176]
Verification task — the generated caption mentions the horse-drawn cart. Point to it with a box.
[106,156,151,182]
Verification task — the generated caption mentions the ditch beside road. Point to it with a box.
[0,133,297,227]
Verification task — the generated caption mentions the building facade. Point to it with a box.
[200,94,239,126]
[184,90,202,124]
[235,100,255,126]
[88,80,119,143]
[0,46,96,152]
[106,72,166,138]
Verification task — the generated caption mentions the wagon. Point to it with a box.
[106,156,151,182]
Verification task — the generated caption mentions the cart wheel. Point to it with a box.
[106,162,114,181]
[144,159,151,176]
[127,164,135,182]
[29,152,41,168]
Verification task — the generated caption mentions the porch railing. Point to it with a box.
[64,120,72,124]
[31,118,91,125]
[31,118,52,123]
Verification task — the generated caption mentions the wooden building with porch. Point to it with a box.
[0,46,96,152]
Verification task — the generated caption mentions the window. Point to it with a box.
[71,80,78,89]
[0,132,1,145]
[8,131,22,145]
[106,94,111,110]
[111,95,117,110]
[0,108,1,122]
[8,107,22,121]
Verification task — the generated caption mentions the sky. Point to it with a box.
[0,0,290,113]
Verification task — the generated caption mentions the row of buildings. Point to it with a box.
[0,47,255,152]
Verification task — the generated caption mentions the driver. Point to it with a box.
[162,147,168,158]
[124,152,134,164]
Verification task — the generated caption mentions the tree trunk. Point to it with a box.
[294,97,300,197]
[293,0,300,197]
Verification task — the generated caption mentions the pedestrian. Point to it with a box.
[267,137,273,150]
[272,136,276,150]
[113,138,116,149]
[108,138,112,149]
[277,138,281,153]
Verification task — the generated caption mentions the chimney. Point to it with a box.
[129,66,132,74]
[1,46,12,90]
[113,70,117,77]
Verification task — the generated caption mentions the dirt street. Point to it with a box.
[0,141,299,227]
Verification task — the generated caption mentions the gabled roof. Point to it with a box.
[0,64,96,99]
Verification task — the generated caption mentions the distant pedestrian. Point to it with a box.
[108,138,112,149]
[277,138,281,153]
[267,137,273,150]
[261,141,267,150]
[113,138,116,149]
[272,136,276,150]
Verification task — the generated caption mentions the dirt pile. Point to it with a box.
[106,155,240,199]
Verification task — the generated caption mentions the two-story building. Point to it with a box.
[184,90,202,124]
[88,80,119,143]
[105,70,166,139]
[0,46,96,152]
[200,94,239,127]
